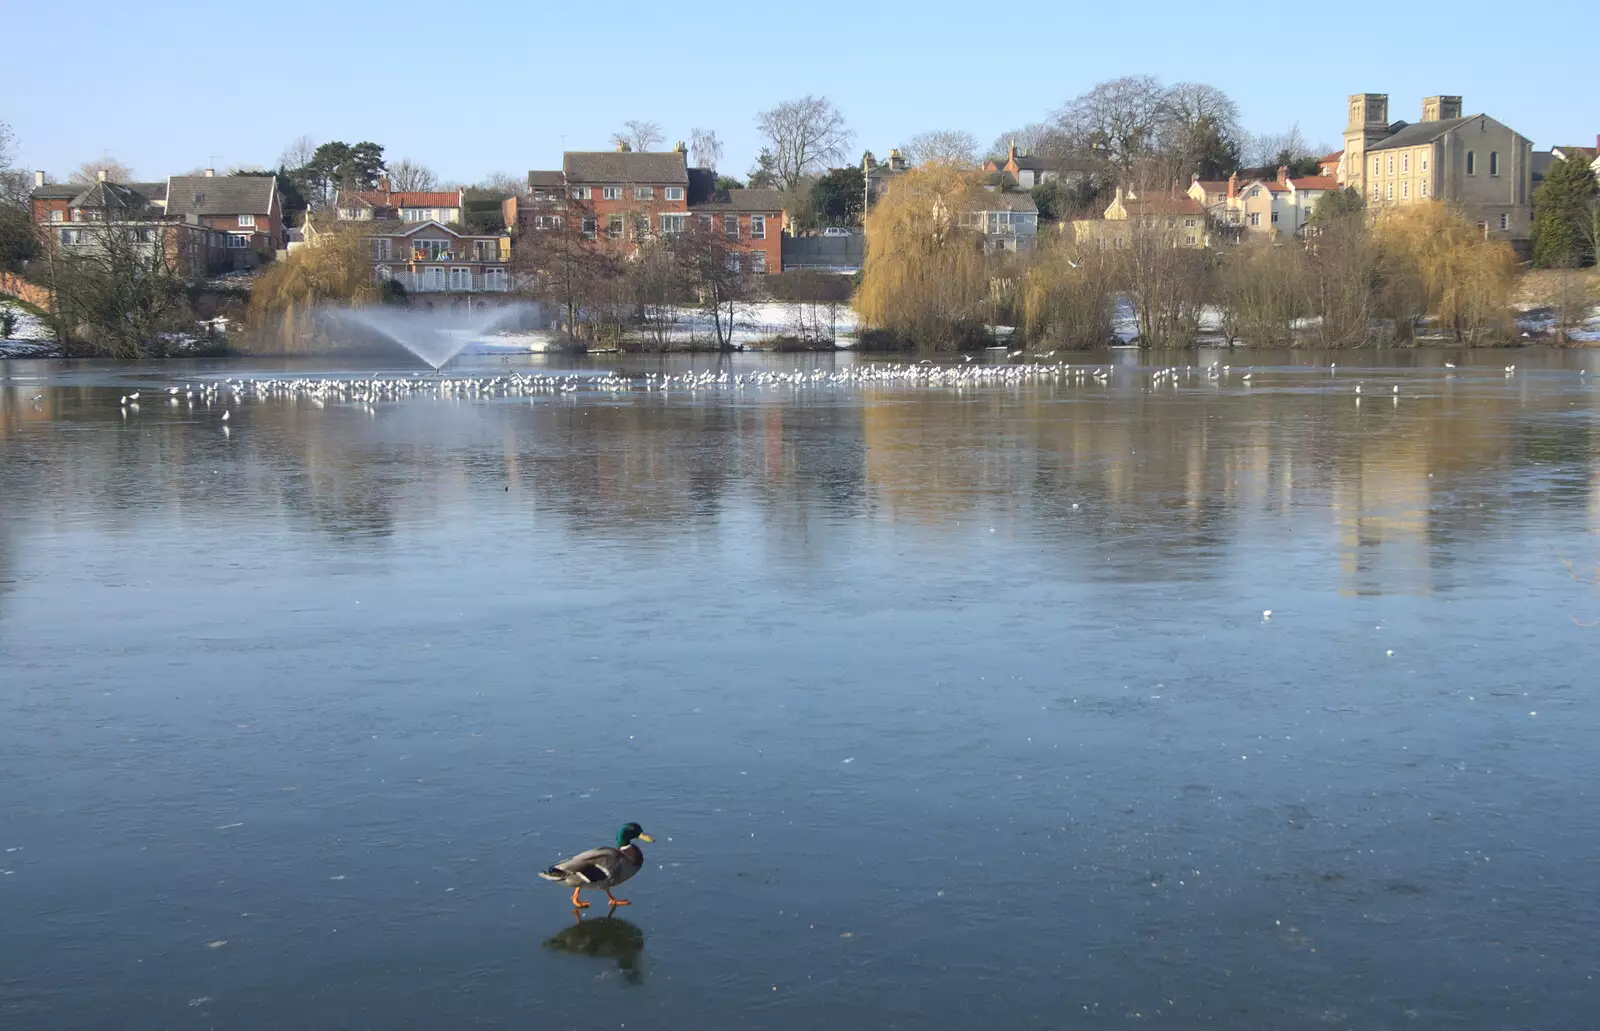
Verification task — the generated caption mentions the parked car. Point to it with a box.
[820,227,856,237]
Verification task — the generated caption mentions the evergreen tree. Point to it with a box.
[1532,156,1598,268]
[747,149,779,190]
[1310,186,1364,223]
[809,166,865,225]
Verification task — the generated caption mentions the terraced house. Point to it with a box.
[30,171,233,278]
[306,217,510,299]
[1339,93,1533,242]
[517,143,786,272]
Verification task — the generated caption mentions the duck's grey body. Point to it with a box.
[540,844,644,892]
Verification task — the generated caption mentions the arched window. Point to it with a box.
[1489,151,1499,176]
[1466,151,1476,175]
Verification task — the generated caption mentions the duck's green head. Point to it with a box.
[617,822,654,847]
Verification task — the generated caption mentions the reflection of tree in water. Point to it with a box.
[543,914,646,984]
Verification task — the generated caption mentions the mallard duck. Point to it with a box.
[539,822,654,908]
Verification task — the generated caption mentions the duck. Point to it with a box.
[540,822,654,909]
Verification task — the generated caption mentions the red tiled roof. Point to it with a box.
[345,190,460,208]
[1193,180,1228,193]
[1289,175,1339,191]
[1318,150,1343,165]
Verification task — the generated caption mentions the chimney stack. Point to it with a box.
[204,168,215,178]
[34,170,45,188]
[378,176,391,193]
[1277,165,1289,184]
[1227,171,1238,200]
[616,140,631,152]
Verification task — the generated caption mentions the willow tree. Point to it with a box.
[855,164,991,350]
[1021,242,1116,348]
[1374,205,1517,343]
[248,224,379,351]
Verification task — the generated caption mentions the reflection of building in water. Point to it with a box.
[1333,445,1434,597]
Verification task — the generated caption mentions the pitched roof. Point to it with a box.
[527,170,564,188]
[307,217,498,241]
[689,188,786,213]
[1192,180,1229,193]
[166,175,276,216]
[31,182,84,200]
[67,181,158,212]
[975,192,1038,213]
[1288,175,1339,192]
[1012,153,1095,173]
[563,151,687,185]
[342,189,460,209]
[1553,145,1599,162]
[1124,194,1205,216]
[1366,116,1474,152]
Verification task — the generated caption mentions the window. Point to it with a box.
[750,214,765,239]
[1248,212,1260,227]
[1498,213,1509,231]
[1401,181,1408,199]
[725,253,741,272]
[1466,151,1476,175]
[426,266,446,291]
[412,239,452,260]
[369,238,391,260]
[1489,151,1499,176]
[533,189,555,203]
[723,215,739,238]
[1373,157,1380,175]
[1371,184,1380,201]
[227,233,250,249]
[660,213,685,234]
[1270,210,1279,224]
[1184,218,1196,228]
[750,250,766,274]
[664,187,683,201]
[580,216,596,239]
[607,215,624,239]
[49,209,62,223]
[1421,157,1428,172]
[59,228,81,245]
[1475,220,1487,234]
[1387,155,1394,174]
[1386,183,1394,200]
[1419,180,1428,198]
[238,214,255,227]
[341,208,361,220]
[698,214,713,231]
[1402,154,1409,173]
[634,186,653,200]
[483,268,508,291]
[603,186,621,200]
[634,215,650,239]
[449,267,472,291]
[571,186,592,200]
[533,215,562,230]
[137,228,157,243]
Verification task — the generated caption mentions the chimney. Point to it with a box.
[1227,172,1238,200]
[34,170,45,188]
[1277,165,1289,184]
[616,140,631,152]
[378,176,391,193]
[1008,139,1018,165]
[97,168,107,182]
[204,168,215,178]
[674,141,687,155]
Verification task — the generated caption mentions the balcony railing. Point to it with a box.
[378,269,511,293]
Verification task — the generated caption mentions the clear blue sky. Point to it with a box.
[5,0,1596,184]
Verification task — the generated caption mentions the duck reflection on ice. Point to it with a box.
[543,911,646,984]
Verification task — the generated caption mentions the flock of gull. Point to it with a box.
[102,358,1585,425]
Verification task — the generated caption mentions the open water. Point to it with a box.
[2,349,1598,1029]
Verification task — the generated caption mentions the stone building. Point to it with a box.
[1338,93,1533,241]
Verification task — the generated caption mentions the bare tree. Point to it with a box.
[474,171,529,199]
[71,158,135,184]
[0,121,28,210]
[689,128,724,170]
[902,130,979,167]
[756,95,853,192]
[279,135,318,171]
[387,158,440,192]
[989,123,1073,162]
[1246,124,1312,169]
[1054,75,1166,173]
[612,120,664,152]
[1159,83,1242,146]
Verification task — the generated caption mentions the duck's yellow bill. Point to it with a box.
[637,833,655,843]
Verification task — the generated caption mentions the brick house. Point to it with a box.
[335,180,464,224]
[984,141,1094,190]
[304,217,510,299]
[164,171,282,267]
[29,172,229,278]
[519,143,786,272]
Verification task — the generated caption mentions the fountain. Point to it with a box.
[322,302,543,370]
